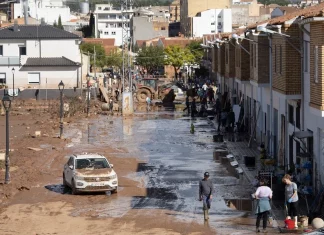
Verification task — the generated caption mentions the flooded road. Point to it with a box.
[0,107,282,235]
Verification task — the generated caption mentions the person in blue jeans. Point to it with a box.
[199,172,214,220]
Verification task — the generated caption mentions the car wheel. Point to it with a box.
[111,188,118,194]
[63,173,68,186]
[71,179,78,195]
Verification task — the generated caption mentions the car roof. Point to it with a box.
[73,154,107,159]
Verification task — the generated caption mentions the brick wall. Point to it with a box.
[225,41,236,78]
[236,39,250,81]
[213,47,218,73]
[272,24,301,95]
[257,36,270,84]
[218,44,225,76]
[310,22,324,110]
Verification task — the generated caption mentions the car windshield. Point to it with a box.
[76,158,110,169]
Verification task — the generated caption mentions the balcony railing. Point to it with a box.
[0,56,20,66]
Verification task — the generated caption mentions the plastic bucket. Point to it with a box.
[287,220,295,229]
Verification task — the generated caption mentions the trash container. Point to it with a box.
[244,155,255,167]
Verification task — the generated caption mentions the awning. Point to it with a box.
[293,131,313,139]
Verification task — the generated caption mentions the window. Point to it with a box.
[28,73,40,84]
[0,45,3,56]
[161,27,166,30]
[111,31,116,35]
[296,104,300,129]
[19,46,26,56]
[0,73,6,84]
[315,45,319,83]
[211,30,215,33]
[211,22,215,25]
[279,45,282,74]
[106,23,109,28]
[98,7,102,10]
[104,32,109,35]
[218,15,222,18]
[218,22,222,26]
[274,45,277,73]
[118,23,122,27]
[288,104,294,125]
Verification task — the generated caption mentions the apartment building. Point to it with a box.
[180,0,230,37]
[94,4,134,46]
[208,3,324,194]
[192,9,232,38]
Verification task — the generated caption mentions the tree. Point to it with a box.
[187,40,204,65]
[53,21,57,28]
[136,46,165,74]
[106,51,124,71]
[57,15,64,30]
[164,45,195,80]
[80,43,106,70]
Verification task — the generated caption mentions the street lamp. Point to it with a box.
[2,93,12,184]
[11,68,15,100]
[86,73,90,117]
[58,80,64,139]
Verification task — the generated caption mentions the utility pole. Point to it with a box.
[94,45,97,87]
[121,0,134,115]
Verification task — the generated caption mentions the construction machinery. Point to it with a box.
[135,78,175,103]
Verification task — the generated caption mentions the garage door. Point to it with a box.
[28,73,40,84]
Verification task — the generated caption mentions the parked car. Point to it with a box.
[63,153,118,195]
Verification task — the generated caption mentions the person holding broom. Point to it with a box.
[282,174,299,228]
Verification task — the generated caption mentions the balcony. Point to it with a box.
[0,56,20,66]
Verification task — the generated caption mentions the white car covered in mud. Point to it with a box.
[63,153,118,195]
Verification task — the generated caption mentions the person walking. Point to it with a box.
[183,96,190,115]
[191,98,197,117]
[282,174,299,228]
[146,95,151,111]
[254,178,273,233]
[199,172,214,221]
[115,89,119,101]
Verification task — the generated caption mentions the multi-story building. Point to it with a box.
[13,0,73,24]
[192,9,232,37]
[130,7,169,44]
[169,0,180,22]
[0,22,81,91]
[94,4,134,46]
[208,3,324,194]
[180,0,230,37]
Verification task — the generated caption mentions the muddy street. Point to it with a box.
[0,107,280,235]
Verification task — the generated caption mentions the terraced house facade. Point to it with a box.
[205,3,324,194]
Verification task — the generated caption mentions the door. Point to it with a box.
[289,135,294,169]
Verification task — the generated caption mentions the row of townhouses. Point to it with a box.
[203,3,324,194]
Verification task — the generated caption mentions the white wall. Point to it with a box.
[192,9,232,38]
[14,0,71,23]
[40,40,81,62]
[2,66,78,89]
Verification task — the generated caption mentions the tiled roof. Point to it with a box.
[0,25,81,39]
[276,6,299,14]
[247,2,324,29]
[83,38,117,54]
[24,57,80,67]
